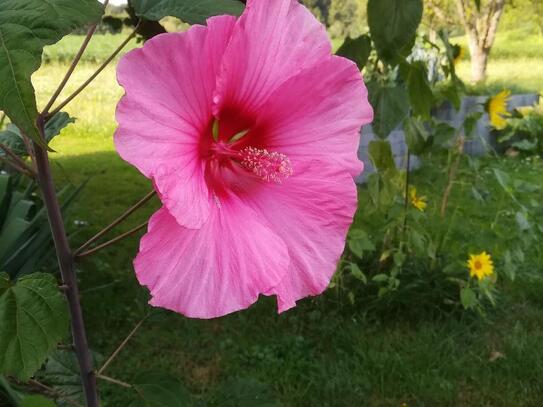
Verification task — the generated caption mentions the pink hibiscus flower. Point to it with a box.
[114,0,373,319]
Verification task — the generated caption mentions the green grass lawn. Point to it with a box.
[45,30,543,96]
[453,29,543,93]
[29,51,543,405]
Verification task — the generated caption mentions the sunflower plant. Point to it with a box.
[495,107,543,157]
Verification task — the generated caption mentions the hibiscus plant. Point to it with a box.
[1,0,512,405]
[0,0,375,404]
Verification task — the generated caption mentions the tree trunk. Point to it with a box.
[468,40,489,83]
[454,0,506,83]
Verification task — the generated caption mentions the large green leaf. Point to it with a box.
[400,61,434,119]
[0,0,102,145]
[367,81,409,139]
[335,35,372,70]
[131,0,244,25]
[367,0,423,64]
[0,273,69,380]
[129,371,192,406]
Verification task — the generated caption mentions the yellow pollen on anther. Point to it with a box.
[239,147,293,183]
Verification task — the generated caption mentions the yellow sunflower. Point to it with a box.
[409,187,427,211]
[487,90,511,130]
[467,252,494,280]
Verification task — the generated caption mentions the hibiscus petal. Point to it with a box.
[254,56,373,177]
[135,199,290,319]
[213,0,331,116]
[239,163,358,312]
[115,16,236,228]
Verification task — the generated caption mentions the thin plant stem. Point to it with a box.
[21,134,37,171]
[34,117,99,407]
[440,136,465,218]
[402,149,411,236]
[76,221,148,258]
[0,143,36,177]
[490,191,506,230]
[74,190,155,255]
[48,26,139,118]
[0,112,6,128]
[0,156,34,177]
[96,374,133,389]
[42,0,109,115]
[28,379,84,407]
[97,317,147,375]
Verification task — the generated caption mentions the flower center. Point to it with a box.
[239,147,293,184]
[474,260,482,270]
[207,120,292,184]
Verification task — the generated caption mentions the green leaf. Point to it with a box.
[515,211,531,231]
[367,81,409,138]
[38,350,92,405]
[471,187,485,202]
[0,174,11,227]
[367,0,423,64]
[20,395,57,407]
[432,121,456,149]
[463,112,483,138]
[44,112,75,143]
[401,61,434,119]
[460,287,476,309]
[493,168,510,190]
[403,117,430,155]
[503,250,516,281]
[131,0,245,25]
[368,140,396,172]
[336,35,372,70]
[512,139,537,151]
[129,371,192,407]
[0,193,36,263]
[438,81,464,110]
[409,229,426,254]
[348,229,375,259]
[0,124,26,156]
[348,263,367,284]
[372,274,390,283]
[0,0,102,145]
[0,273,69,380]
[214,378,278,407]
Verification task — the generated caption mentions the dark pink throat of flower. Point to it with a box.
[209,121,293,184]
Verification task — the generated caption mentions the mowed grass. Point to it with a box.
[47,31,543,95]
[456,59,543,94]
[43,32,140,64]
[453,29,543,93]
[31,40,543,406]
